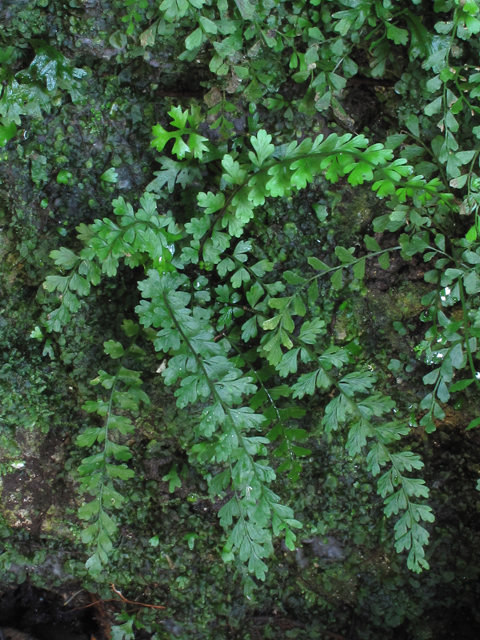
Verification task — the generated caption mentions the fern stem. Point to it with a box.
[161,292,262,528]
[458,278,480,393]
[228,336,301,474]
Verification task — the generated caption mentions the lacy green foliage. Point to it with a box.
[416,2,480,183]
[149,111,451,260]
[76,321,150,575]
[43,108,448,576]
[19,0,480,586]
[262,257,435,571]
[137,270,302,580]
[3,0,480,634]
[151,105,209,159]
[43,194,181,332]
[123,0,433,109]
[398,229,480,433]
[119,0,480,133]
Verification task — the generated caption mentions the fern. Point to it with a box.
[76,321,149,575]
[42,109,451,577]
[264,305,434,573]
[137,270,302,579]
[43,193,181,332]
[397,229,480,434]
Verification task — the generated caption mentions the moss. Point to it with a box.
[363,281,430,332]
[40,505,76,539]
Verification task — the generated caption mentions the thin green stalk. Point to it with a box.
[458,278,480,393]
[228,336,301,469]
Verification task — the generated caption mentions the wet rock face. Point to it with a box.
[0,627,86,640]
[303,536,345,561]
[281,536,346,567]
[0,584,100,640]
[0,628,37,640]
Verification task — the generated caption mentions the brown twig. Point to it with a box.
[67,598,118,612]
[67,586,166,613]
[110,584,166,610]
